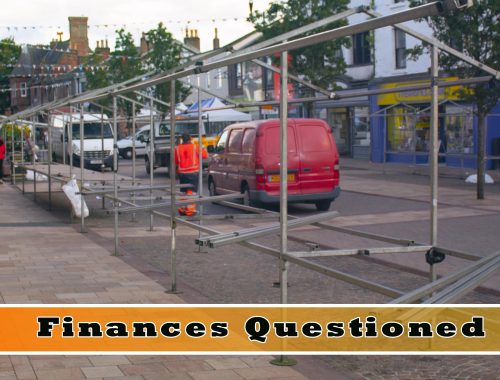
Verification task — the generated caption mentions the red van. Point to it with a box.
[208,118,340,211]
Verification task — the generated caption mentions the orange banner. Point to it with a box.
[0,306,498,352]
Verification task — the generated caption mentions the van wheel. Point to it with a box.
[145,157,150,175]
[208,178,217,196]
[315,200,331,212]
[123,148,132,159]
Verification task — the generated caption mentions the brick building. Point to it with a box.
[9,17,92,113]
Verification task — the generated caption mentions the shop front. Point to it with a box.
[368,76,500,169]
[314,94,370,159]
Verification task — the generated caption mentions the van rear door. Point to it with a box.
[257,120,300,197]
[295,119,339,195]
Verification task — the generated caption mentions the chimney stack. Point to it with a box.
[140,32,150,55]
[213,28,220,50]
[95,38,110,60]
[68,16,90,57]
[184,28,201,51]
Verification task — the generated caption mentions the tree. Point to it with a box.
[0,38,21,114]
[85,29,144,116]
[409,0,500,199]
[248,0,351,91]
[144,22,190,113]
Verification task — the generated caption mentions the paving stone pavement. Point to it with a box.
[2,160,499,379]
[0,184,313,380]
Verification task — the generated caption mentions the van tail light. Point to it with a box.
[256,166,266,184]
[334,163,340,171]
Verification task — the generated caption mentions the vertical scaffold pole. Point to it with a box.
[271,50,296,367]
[100,107,106,209]
[69,107,73,179]
[131,102,137,222]
[80,106,86,233]
[11,123,15,185]
[20,119,26,194]
[197,86,204,252]
[32,116,37,203]
[149,98,155,231]
[168,80,178,293]
[430,45,439,282]
[48,111,52,211]
[113,96,120,256]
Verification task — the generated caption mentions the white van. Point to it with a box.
[117,125,150,159]
[50,113,116,170]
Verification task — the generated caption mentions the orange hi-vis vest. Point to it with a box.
[174,143,208,174]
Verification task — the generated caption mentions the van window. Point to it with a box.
[137,130,149,141]
[299,124,331,152]
[216,130,229,152]
[71,123,113,139]
[227,128,243,153]
[241,128,256,153]
[265,126,297,154]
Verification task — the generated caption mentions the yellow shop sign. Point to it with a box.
[378,77,464,105]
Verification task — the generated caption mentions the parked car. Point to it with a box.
[117,125,150,158]
[208,118,340,211]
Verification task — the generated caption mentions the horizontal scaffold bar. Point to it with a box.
[390,251,500,304]
[116,192,243,214]
[289,245,433,258]
[79,184,190,196]
[196,211,339,248]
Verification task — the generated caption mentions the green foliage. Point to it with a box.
[1,123,30,152]
[84,24,189,117]
[248,0,351,90]
[144,23,190,113]
[0,38,21,114]
[409,0,499,115]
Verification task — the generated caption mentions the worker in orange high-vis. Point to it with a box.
[174,132,208,216]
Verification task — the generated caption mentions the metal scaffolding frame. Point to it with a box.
[1,3,498,359]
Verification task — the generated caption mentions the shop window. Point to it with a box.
[395,29,407,69]
[353,107,370,147]
[444,104,474,154]
[386,106,417,153]
[328,108,349,154]
[352,32,371,65]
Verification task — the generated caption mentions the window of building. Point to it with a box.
[228,63,243,95]
[217,68,223,89]
[352,32,371,65]
[20,82,27,98]
[395,29,407,69]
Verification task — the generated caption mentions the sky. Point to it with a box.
[0,0,273,52]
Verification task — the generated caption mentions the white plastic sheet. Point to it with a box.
[25,170,48,182]
[62,175,89,218]
[465,174,495,184]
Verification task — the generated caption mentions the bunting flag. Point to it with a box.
[0,15,246,32]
